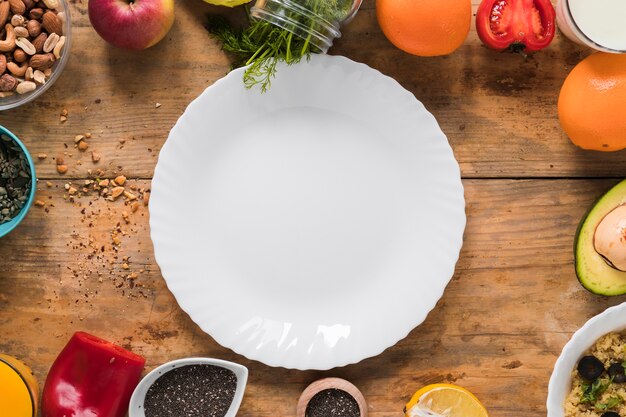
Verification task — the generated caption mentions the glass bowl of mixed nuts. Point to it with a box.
[0,0,70,111]
[0,125,35,237]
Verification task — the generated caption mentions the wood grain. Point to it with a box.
[0,1,624,417]
[0,0,623,180]
[1,179,624,417]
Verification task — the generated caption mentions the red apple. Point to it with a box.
[88,0,174,50]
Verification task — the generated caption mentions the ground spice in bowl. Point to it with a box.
[143,364,237,417]
[306,389,361,417]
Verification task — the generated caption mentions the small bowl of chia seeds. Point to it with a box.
[129,357,248,417]
[297,377,368,417]
[0,126,36,238]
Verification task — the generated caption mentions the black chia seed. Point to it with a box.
[144,364,237,417]
[306,389,361,417]
[0,134,31,225]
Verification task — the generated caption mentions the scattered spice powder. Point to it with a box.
[144,365,237,417]
[306,389,361,417]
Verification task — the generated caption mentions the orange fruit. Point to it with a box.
[559,53,626,152]
[404,384,489,417]
[376,0,471,56]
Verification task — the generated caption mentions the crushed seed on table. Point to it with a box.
[0,134,31,225]
[144,365,237,417]
[306,389,360,417]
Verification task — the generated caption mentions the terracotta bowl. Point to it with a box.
[296,377,368,417]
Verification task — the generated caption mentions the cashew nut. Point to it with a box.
[0,24,16,52]
[7,61,27,77]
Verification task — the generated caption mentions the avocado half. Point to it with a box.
[575,179,626,296]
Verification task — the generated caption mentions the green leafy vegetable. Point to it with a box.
[206,16,314,93]
[206,0,355,92]
[595,396,623,410]
[581,378,612,404]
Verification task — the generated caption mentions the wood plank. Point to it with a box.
[1,178,623,416]
[0,1,623,180]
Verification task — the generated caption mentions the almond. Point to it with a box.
[29,52,54,70]
[27,20,41,38]
[8,0,25,15]
[41,11,61,35]
[0,2,9,26]
[31,32,46,52]
[0,54,6,74]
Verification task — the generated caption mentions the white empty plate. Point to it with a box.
[150,55,465,370]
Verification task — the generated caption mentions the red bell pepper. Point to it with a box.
[476,0,556,53]
[42,332,145,417]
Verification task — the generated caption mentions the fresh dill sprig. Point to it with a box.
[206,0,354,92]
[206,16,314,92]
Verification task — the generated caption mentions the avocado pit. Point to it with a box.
[593,204,626,272]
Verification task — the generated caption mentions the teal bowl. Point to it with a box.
[0,126,36,238]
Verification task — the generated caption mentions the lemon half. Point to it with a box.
[404,384,488,417]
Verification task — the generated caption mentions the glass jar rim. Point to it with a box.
[562,0,626,53]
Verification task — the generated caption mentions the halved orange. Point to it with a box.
[404,383,488,417]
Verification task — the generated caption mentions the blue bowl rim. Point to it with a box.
[0,125,37,238]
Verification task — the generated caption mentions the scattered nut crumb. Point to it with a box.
[37,153,47,160]
[57,165,68,174]
[114,176,126,186]
[155,103,161,108]
[91,151,101,163]
[111,187,124,199]
[74,135,85,143]
[78,141,89,151]
[34,200,45,207]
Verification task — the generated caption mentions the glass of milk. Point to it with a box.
[556,0,626,53]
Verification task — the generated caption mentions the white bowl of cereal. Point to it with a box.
[548,302,626,417]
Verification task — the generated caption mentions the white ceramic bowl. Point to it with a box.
[128,358,248,417]
[547,302,626,416]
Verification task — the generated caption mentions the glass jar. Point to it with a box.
[556,0,626,53]
[0,354,39,417]
[250,0,362,53]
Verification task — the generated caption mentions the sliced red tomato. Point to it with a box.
[476,0,556,53]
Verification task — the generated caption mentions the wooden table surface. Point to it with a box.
[1,1,625,416]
